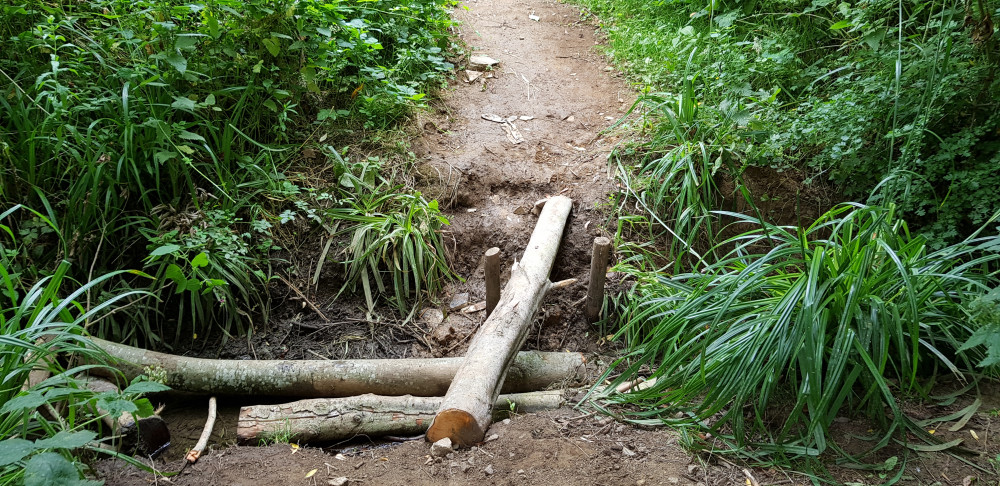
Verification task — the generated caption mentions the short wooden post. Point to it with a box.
[586,237,612,323]
[485,247,501,317]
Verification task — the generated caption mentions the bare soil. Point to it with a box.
[93,0,1000,484]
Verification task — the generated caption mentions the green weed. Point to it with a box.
[591,203,1000,460]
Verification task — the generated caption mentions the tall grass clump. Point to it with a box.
[0,0,457,345]
[580,0,999,246]
[594,203,1000,459]
[0,206,170,484]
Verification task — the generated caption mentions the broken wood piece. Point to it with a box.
[485,247,501,317]
[87,337,584,397]
[462,301,487,314]
[426,196,573,447]
[237,391,563,443]
[186,397,217,464]
[586,237,612,323]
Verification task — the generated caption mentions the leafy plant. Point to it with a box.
[592,203,1000,459]
[0,0,458,345]
[0,206,169,484]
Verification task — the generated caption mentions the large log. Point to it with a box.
[236,390,563,443]
[426,196,573,447]
[87,337,583,397]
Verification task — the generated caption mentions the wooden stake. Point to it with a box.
[485,247,501,316]
[426,196,573,447]
[586,236,612,323]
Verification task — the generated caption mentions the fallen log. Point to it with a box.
[426,196,573,447]
[87,337,584,397]
[236,390,563,443]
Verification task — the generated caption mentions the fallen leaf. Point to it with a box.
[305,469,317,478]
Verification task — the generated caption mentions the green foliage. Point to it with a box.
[594,204,1000,459]
[1,207,169,484]
[959,286,1000,368]
[579,0,1000,245]
[0,0,457,345]
[281,150,454,314]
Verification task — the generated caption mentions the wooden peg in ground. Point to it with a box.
[426,196,574,447]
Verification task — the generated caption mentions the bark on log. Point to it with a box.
[87,337,583,397]
[81,375,170,456]
[426,196,573,447]
[237,390,563,443]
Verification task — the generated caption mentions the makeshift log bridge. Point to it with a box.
[426,195,573,446]
[88,337,584,398]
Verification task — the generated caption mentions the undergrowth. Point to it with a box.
[0,206,170,484]
[0,0,459,346]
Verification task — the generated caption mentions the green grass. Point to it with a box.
[579,0,1000,246]
[592,203,1000,460]
[0,206,170,484]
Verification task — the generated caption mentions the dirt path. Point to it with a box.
[96,2,705,485]
[413,0,631,356]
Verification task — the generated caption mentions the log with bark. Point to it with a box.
[87,337,584,397]
[236,390,563,443]
[426,196,573,447]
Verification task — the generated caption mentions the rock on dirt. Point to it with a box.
[328,478,349,486]
[430,438,453,457]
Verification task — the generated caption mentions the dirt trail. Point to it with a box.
[413,0,632,356]
[97,1,707,485]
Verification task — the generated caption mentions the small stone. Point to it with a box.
[420,308,444,326]
[449,293,470,311]
[667,477,679,484]
[502,419,511,425]
[430,438,453,457]
[518,469,525,475]
[461,463,472,473]
[328,478,349,486]
[637,481,646,486]
[484,465,495,476]
[469,55,499,70]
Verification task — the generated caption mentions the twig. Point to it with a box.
[188,397,217,463]
[277,274,330,322]
[179,397,217,474]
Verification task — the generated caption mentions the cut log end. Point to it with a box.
[426,408,484,447]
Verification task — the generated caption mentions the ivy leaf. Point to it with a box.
[261,38,280,57]
[170,96,197,112]
[830,20,852,30]
[0,439,36,467]
[150,244,180,257]
[164,263,185,286]
[178,130,205,142]
[33,430,97,450]
[24,452,102,486]
[190,252,209,268]
[0,391,47,413]
[163,50,187,75]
